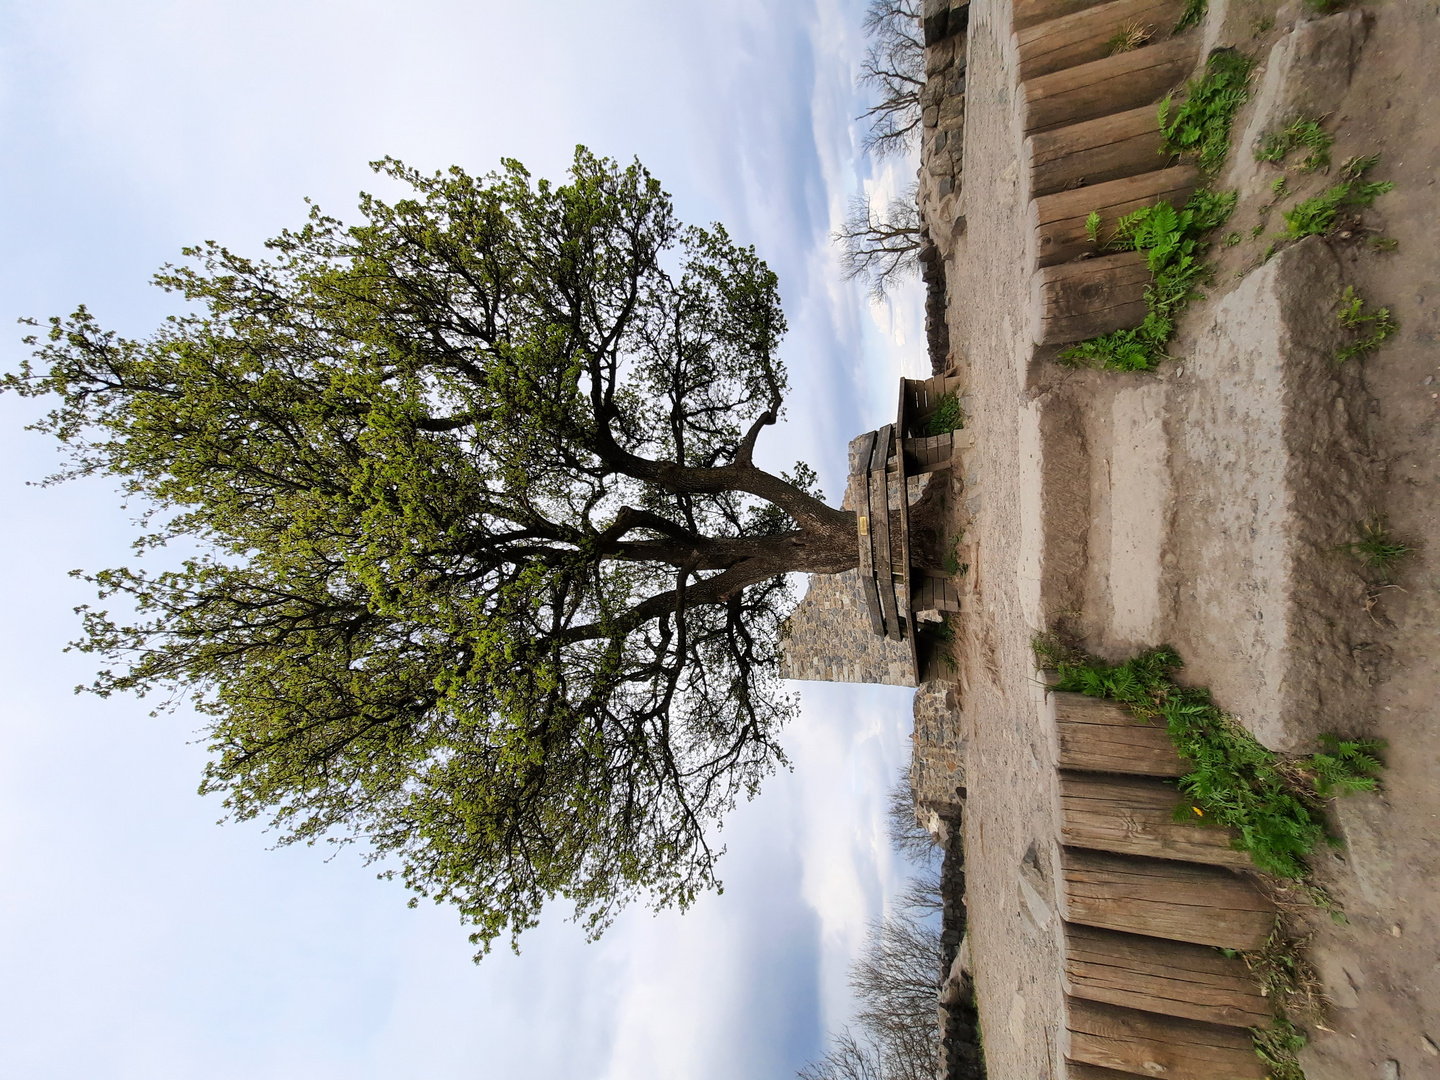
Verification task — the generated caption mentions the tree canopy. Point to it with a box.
[4,148,859,955]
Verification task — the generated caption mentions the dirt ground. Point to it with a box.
[938,1,1440,1077]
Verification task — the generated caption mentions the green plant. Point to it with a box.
[1174,0,1207,32]
[1304,0,1345,11]
[1368,236,1398,252]
[1334,285,1399,362]
[1282,156,1393,239]
[1340,513,1414,577]
[919,391,964,436]
[1036,644,1386,879]
[1256,117,1334,172]
[1106,20,1152,54]
[1271,175,1289,198]
[1158,49,1256,173]
[1252,14,1275,34]
[1223,231,1241,246]
[1057,191,1236,371]
[1085,209,1102,245]
[1252,1017,1307,1080]
[941,534,967,577]
[1250,223,1265,238]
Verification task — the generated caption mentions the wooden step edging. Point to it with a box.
[1014,0,1113,32]
[1054,691,1188,777]
[1063,922,1272,1028]
[1060,772,1252,868]
[1016,0,1189,82]
[1031,164,1200,268]
[1028,104,1170,198]
[1060,848,1276,951]
[1021,35,1196,135]
[1032,250,1152,345]
[1065,998,1268,1080]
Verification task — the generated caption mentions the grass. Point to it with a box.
[941,534,968,577]
[1256,117,1334,172]
[1282,155,1393,239]
[1057,191,1236,371]
[1174,0,1207,33]
[1032,641,1385,879]
[1106,20,1152,55]
[1305,0,1346,10]
[1368,236,1398,252]
[919,391,964,436]
[1340,513,1413,577]
[1223,231,1241,247]
[1158,49,1257,173]
[1252,1018,1307,1080]
[1271,175,1289,199]
[1334,285,1399,363]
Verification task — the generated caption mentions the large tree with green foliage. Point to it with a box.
[4,148,860,955]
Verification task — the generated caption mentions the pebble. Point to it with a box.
[1425,376,1434,385]
[1423,1035,1439,1056]
[1381,1060,1399,1080]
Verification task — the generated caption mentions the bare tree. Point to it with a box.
[858,0,926,159]
[834,183,922,301]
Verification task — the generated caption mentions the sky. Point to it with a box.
[0,2,930,1077]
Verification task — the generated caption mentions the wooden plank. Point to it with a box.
[1018,0,1188,82]
[1022,35,1195,135]
[1014,0,1111,32]
[851,431,885,638]
[1060,849,1275,951]
[1031,165,1200,268]
[1065,999,1267,1080]
[1029,105,1169,197]
[1031,251,1152,345]
[869,425,901,641]
[1064,923,1271,1027]
[1066,1066,1152,1080]
[893,406,917,674]
[1061,772,1251,868]
[1054,692,1187,776]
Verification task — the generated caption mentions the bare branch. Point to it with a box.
[834,183,921,301]
[857,0,925,160]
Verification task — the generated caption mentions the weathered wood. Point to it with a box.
[1054,692,1187,777]
[1064,923,1271,1028]
[1065,1066,1150,1080]
[913,573,962,613]
[1031,251,1152,345]
[869,425,901,641]
[1065,999,1267,1080]
[1060,849,1275,950]
[1028,105,1169,197]
[903,432,957,472]
[1022,36,1195,135]
[1017,0,1188,82]
[903,373,964,434]
[851,431,885,638]
[1031,165,1200,267]
[1013,0,1111,32]
[1060,772,1251,868]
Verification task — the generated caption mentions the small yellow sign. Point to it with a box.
[858,516,869,535]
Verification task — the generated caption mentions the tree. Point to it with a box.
[799,774,943,1080]
[3,148,862,956]
[834,182,923,301]
[857,0,926,160]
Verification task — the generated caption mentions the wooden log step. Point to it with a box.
[1031,165,1200,268]
[1054,692,1187,777]
[903,432,957,473]
[1014,0,1111,32]
[1064,923,1272,1028]
[869,424,901,640]
[851,431,885,638]
[1031,251,1151,346]
[1028,105,1169,198]
[1060,772,1251,868]
[1066,1066,1152,1080]
[1022,35,1195,135]
[1060,849,1276,951]
[1065,998,1267,1080]
[1017,0,1189,82]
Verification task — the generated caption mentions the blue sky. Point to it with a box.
[0,2,929,1076]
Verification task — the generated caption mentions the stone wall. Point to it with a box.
[918,2,970,267]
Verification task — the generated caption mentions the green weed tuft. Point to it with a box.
[1271,175,1289,198]
[919,392,964,436]
[1036,644,1385,879]
[1256,117,1334,172]
[1252,1017,1307,1080]
[1283,156,1393,239]
[1174,0,1207,33]
[1057,192,1236,371]
[1340,513,1413,577]
[1084,209,1102,246]
[1368,236,1398,252]
[1334,286,1399,363]
[1158,49,1256,173]
[1106,20,1153,54]
[1223,231,1241,247]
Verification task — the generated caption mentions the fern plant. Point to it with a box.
[1158,50,1256,173]
[1038,643,1386,879]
